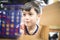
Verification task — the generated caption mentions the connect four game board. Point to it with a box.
[0,4,22,38]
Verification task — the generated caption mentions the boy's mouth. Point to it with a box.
[25,21,31,24]
[26,21,30,23]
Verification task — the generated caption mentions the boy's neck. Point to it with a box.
[26,25,37,34]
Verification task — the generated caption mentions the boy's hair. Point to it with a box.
[21,1,41,14]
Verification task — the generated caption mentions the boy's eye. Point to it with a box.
[22,13,33,16]
[29,13,32,16]
[23,14,26,16]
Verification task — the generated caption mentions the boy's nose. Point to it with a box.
[25,15,30,20]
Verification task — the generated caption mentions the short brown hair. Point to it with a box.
[21,1,41,14]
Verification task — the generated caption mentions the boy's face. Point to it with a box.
[22,8,40,27]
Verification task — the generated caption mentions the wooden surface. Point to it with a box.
[40,1,60,26]
[0,39,16,40]
[49,29,60,32]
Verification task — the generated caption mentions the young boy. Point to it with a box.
[20,1,41,35]
[18,1,49,40]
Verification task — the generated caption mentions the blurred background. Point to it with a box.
[0,0,60,40]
